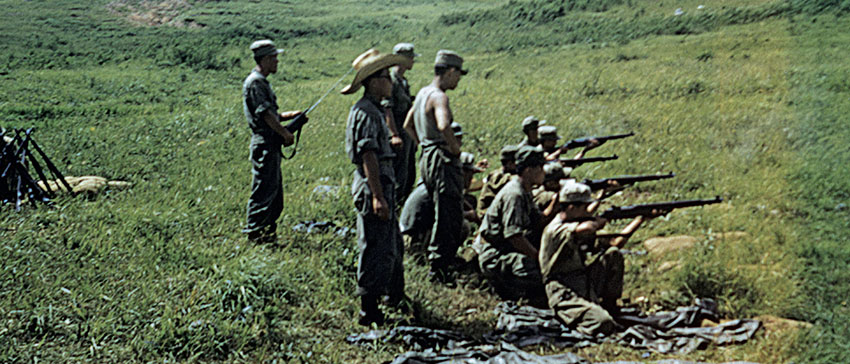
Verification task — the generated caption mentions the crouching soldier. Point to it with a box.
[342,49,411,326]
[475,146,556,304]
[538,181,659,336]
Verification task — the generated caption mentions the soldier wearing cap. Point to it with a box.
[242,39,305,243]
[539,181,659,336]
[402,49,469,283]
[342,48,410,326]
[537,125,565,161]
[518,116,545,148]
[533,163,571,212]
[476,145,518,219]
[475,146,556,303]
[384,43,420,206]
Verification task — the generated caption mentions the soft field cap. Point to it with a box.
[250,39,284,58]
[559,180,595,204]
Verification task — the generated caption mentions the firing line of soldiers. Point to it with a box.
[241,39,722,330]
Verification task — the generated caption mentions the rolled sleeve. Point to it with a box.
[502,196,530,240]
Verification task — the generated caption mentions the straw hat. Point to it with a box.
[341,49,410,95]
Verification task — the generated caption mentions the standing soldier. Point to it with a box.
[384,43,420,206]
[242,40,304,243]
[518,116,544,148]
[403,50,468,283]
[342,49,410,326]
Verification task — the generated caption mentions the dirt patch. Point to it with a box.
[106,0,204,28]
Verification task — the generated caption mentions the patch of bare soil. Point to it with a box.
[106,0,204,28]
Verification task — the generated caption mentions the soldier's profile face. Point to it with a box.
[262,54,279,74]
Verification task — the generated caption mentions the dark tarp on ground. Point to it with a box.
[346,299,762,364]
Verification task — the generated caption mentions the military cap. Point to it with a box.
[515,146,546,170]
[435,50,468,75]
[521,116,546,133]
[543,162,571,182]
[461,152,484,172]
[393,43,421,58]
[538,125,561,141]
[559,180,595,204]
[500,145,520,161]
[250,39,284,58]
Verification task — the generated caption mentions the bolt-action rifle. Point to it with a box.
[560,132,635,150]
[559,155,618,168]
[280,67,355,158]
[582,172,675,191]
[598,196,723,220]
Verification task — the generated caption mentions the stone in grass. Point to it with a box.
[643,235,697,256]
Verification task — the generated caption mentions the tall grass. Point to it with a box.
[1,0,848,362]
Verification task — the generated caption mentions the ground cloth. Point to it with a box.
[346,299,761,364]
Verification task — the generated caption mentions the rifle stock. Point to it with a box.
[599,196,723,220]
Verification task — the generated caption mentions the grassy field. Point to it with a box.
[1,0,849,362]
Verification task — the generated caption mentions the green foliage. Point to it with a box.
[672,242,761,317]
[2,0,849,362]
[783,14,850,363]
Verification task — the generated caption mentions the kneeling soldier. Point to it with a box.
[475,146,556,303]
[538,181,658,336]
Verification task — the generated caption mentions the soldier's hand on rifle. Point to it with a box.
[475,158,489,170]
[280,110,303,121]
[372,195,390,221]
[584,138,601,151]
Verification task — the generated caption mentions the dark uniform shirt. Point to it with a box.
[243,69,280,144]
[346,93,395,170]
[479,179,542,252]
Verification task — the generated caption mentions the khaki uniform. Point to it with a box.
[345,94,404,298]
[476,169,514,219]
[532,187,557,213]
[384,68,416,204]
[539,216,624,336]
[477,179,545,301]
[242,69,284,235]
[412,86,463,271]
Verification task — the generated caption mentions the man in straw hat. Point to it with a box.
[402,50,468,284]
[474,146,556,305]
[242,39,305,243]
[343,48,411,326]
[384,43,420,207]
[539,181,660,335]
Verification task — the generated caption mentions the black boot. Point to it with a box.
[358,295,384,327]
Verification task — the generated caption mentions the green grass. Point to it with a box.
[2,0,849,362]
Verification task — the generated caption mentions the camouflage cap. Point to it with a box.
[559,180,595,204]
[393,42,421,58]
[500,144,520,161]
[521,116,546,133]
[435,50,468,75]
[538,125,561,141]
[515,146,546,170]
[250,39,284,58]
